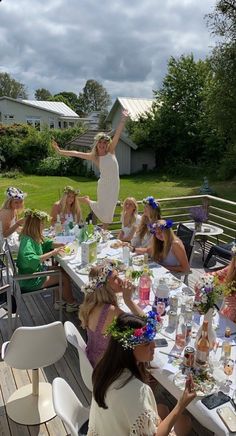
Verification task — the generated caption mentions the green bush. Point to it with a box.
[217,143,236,180]
[0,169,23,179]
[36,155,88,176]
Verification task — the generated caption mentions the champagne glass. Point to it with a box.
[223,358,234,386]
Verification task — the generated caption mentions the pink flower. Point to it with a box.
[134,328,144,337]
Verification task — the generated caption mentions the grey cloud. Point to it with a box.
[0,0,216,99]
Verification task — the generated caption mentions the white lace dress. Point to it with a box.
[89,153,120,224]
[87,370,159,436]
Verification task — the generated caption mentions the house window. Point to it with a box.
[4,114,14,120]
[58,121,61,128]
[26,117,41,130]
[49,118,55,129]
[69,122,74,127]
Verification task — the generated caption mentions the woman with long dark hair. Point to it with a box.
[88,313,195,436]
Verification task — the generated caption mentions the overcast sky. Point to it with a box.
[0,0,217,100]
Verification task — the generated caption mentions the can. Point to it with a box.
[185,308,193,323]
[168,310,177,329]
[184,346,195,367]
[170,296,178,311]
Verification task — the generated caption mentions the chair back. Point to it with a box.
[64,321,86,351]
[3,240,17,276]
[2,321,67,369]
[176,223,195,263]
[52,377,89,436]
[64,321,93,391]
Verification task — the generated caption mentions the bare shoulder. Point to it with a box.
[172,238,184,249]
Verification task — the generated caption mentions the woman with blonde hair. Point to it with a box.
[79,263,143,367]
[118,197,141,242]
[131,196,161,254]
[51,185,82,225]
[0,187,26,251]
[150,219,189,273]
[52,110,129,227]
[16,209,79,312]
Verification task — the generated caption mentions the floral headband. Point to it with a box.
[24,209,50,221]
[6,187,26,200]
[143,196,159,210]
[106,311,161,349]
[81,264,113,294]
[148,220,173,234]
[94,132,111,143]
[64,186,80,195]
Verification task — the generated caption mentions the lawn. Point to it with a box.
[0,174,235,218]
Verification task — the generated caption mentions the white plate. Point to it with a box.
[76,265,91,275]
[173,371,216,397]
[164,274,182,290]
[58,253,76,261]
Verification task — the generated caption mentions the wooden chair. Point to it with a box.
[0,249,12,337]
[3,240,63,328]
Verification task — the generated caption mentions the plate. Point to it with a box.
[173,370,216,397]
[58,253,76,261]
[110,241,122,249]
[76,265,91,275]
[164,274,182,290]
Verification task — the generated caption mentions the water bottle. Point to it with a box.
[122,246,130,266]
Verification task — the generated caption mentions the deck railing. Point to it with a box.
[108,194,236,245]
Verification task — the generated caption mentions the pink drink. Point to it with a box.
[175,333,186,350]
[139,275,151,306]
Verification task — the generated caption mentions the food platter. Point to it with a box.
[173,370,216,397]
[132,255,145,266]
[164,273,182,290]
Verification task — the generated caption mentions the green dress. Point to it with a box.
[16,235,53,292]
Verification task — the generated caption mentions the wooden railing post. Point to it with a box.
[202,196,210,220]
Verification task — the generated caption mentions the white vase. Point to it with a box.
[195,308,216,351]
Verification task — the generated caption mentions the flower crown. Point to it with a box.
[24,209,50,221]
[106,311,161,349]
[64,186,80,195]
[6,187,25,200]
[94,132,111,143]
[148,220,173,234]
[81,264,113,294]
[143,196,159,210]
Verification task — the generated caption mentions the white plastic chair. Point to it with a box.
[1,321,67,425]
[64,321,93,392]
[3,240,63,326]
[52,377,89,436]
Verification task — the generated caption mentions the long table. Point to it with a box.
[57,240,236,436]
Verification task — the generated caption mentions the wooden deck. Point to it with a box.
[0,245,227,436]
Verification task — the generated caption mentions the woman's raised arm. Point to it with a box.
[109,110,129,153]
[51,140,94,161]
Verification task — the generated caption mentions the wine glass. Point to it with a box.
[223,358,234,386]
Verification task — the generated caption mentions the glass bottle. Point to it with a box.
[138,273,151,306]
[195,320,210,365]
[54,214,63,236]
[175,314,186,350]
[221,327,231,359]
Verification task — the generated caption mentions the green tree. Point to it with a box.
[0,72,27,99]
[53,92,79,113]
[78,80,111,115]
[35,88,52,100]
[206,0,236,40]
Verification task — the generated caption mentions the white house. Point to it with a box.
[68,97,156,175]
[0,96,80,130]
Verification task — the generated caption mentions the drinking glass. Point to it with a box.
[223,358,234,386]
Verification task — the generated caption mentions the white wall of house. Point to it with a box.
[0,99,62,129]
[131,149,155,173]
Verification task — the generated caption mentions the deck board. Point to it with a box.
[0,245,226,435]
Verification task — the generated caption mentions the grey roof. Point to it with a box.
[107,97,154,122]
[68,129,137,150]
[22,100,79,118]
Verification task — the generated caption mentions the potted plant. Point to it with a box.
[189,206,208,232]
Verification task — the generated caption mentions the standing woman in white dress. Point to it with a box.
[52,110,129,227]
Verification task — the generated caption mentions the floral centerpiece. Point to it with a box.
[194,274,222,349]
[125,266,153,281]
[189,206,208,231]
